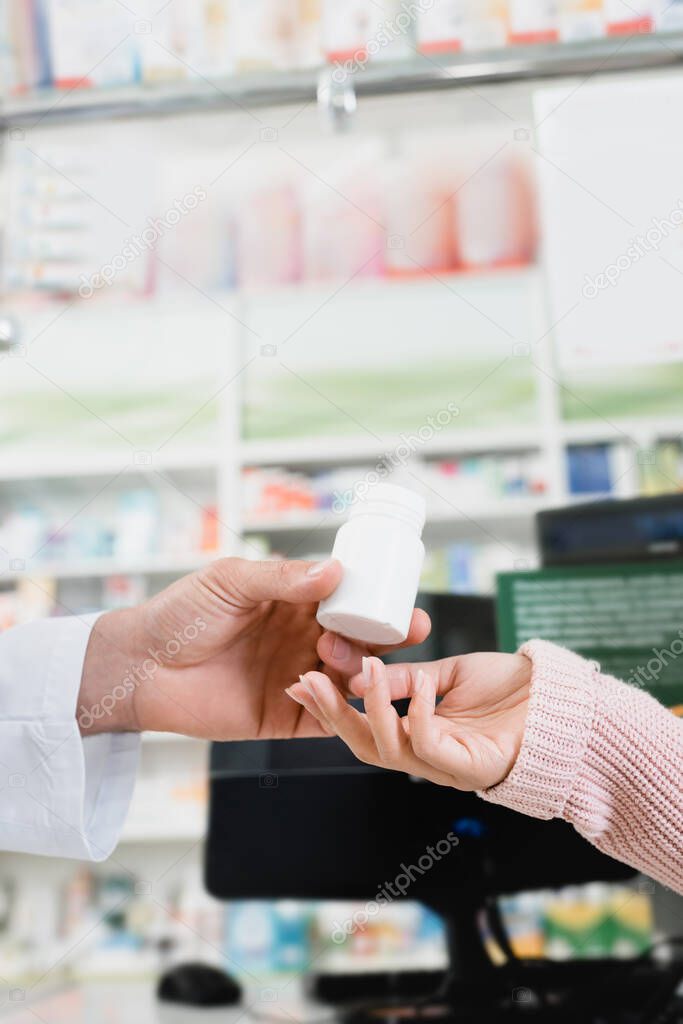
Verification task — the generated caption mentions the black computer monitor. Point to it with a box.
[205,593,632,914]
[537,493,683,567]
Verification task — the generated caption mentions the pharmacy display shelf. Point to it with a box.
[243,496,551,535]
[0,449,219,482]
[561,416,683,446]
[20,552,214,581]
[237,261,535,305]
[239,426,543,467]
[4,32,683,128]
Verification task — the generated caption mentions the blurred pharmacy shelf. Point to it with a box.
[243,497,552,535]
[5,33,683,128]
[23,553,214,580]
[561,417,683,446]
[239,426,543,468]
[0,449,219,482]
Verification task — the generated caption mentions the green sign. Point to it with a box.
[497,561,683,709]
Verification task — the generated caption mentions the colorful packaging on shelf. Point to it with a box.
[499,892,546,958]
[297,0,324,67]
[604,0,654,33]
[42,0,139,88]
[191,0,235,78]
[609,887,653,958]
[508,0,559,43]
[4,0,51,91]
[454,149,536,268]
[543,885,613,960]
[321,0,373,61]
[301,151,385,281]
[231,0,297,71]
[235,181,302,287]
[137,2,205,83]
[558,0,605,40]
[639,440,683,496]
[383,146,459,274]
[416,0,464,54]
[460,0,509,50]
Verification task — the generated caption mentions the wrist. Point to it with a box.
[78,609,147,735]
[496,654,533,786]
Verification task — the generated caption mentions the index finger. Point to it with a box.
[287,672,379,766]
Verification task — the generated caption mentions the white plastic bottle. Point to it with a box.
[317,483,426,645]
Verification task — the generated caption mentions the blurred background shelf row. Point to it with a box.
[4,4,683,125]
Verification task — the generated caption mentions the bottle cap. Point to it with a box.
[349,483,426,534]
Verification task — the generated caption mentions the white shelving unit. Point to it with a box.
[1,273,680,591]
[4,31,683,128]
[19,553,213,580]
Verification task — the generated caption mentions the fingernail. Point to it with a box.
[285,686,305,706]
[332,635,350,661]
[362,656,376,689]
[414,669,425,694]
[300,673,318,701]
[306,559,335,578]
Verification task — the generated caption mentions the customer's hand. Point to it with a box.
[78,558,430,740]
[287,652,531,790]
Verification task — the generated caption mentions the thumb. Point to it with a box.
[202,556,342,608]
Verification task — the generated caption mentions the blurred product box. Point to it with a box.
[508,0,559,44]
[322,0,373,61]
[417,0,512,53]
[558,0,606,40]
[232,0,308,71]
[604,0,655,33]
[417,1,464,54]
[499,883,654,962]
[460,0,509,50]
[41,0,139,89]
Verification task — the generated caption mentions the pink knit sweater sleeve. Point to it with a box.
[479,640,683,894]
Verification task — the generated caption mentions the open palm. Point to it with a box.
[287,651,532,790]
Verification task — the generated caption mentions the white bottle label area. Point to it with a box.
[322,0,374,60]
[508,0,559,43]
[604,0,654,32]
[317,515,425,646]
[558,0,604,42]
[417,0,465,52]
[460,1,508,50]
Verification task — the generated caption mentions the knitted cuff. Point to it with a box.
[479,639,599,820]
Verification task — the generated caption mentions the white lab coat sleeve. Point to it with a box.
[0,613,140,861]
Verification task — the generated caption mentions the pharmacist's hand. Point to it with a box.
[286,653,531,791]
[78,557,431,741]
